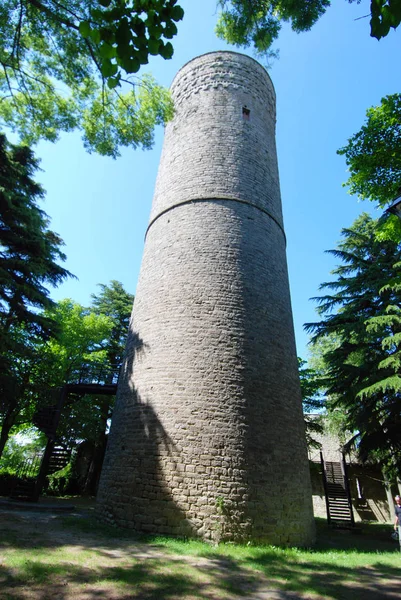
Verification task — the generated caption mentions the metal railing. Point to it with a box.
[67,362,121,386]
[16,454,42,479]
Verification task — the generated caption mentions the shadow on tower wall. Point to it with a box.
[96,328,195,537]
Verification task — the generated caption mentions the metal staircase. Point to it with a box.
[47,446,71,475]
[321,452,355,527]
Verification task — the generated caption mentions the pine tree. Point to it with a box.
[0,133,71,459]
[298,358,324,449]
[91,280,134,367]
[305,213,401,478]
[81,281,134,494]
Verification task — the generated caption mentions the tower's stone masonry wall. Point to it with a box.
[97,52,315,545]
[150,52,282,229]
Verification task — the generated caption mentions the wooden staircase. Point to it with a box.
[321,453,355,527]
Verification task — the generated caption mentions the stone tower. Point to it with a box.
[97,51,315,545]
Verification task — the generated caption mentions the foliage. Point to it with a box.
[33,284,133,493]
[1,1,396,157]
[370,0,401,40]
[0,1,177,156]
[305,213,401,478]
[91,279,134,366]
[0,133,71,338]
[0,134,71,459]
[31,298,114,449]
[215,1,400,58]
[77,0,184,85]
[46,461,72,495]
[338,94,401,208]
[35,298,114,387]
[298,357,324,449]
[0,432,45,472]
[0,280,133,482]
[215,0,329,58]
[307,334,353,446]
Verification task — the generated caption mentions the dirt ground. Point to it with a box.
[0,499,400,600]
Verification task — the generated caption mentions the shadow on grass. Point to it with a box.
[1,510,401,600]
[0,553,263,599]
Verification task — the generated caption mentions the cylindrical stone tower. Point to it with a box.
[97,51,315,545]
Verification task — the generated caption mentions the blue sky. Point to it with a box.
[32,0,400,360]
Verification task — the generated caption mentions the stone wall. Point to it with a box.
[97,52,315,545]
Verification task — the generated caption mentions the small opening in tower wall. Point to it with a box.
[242,106,250,121]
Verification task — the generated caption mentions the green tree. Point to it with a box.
[305,213,401,479]
[33,287,133,494]
[216,1,401,58]
[79,280,134,493]
[337,94,401,208]
[0,432,45,474]
[0,298,113,461]
[35,298,113,387]
[0,324,41,460]
[0,133,71,459]
[2,1,397,157]
[91,279,134,366]
[0,133,71,337]
[298,357,324,449]
[0,1,180,156]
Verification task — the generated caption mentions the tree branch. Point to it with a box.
[24,0,79,30]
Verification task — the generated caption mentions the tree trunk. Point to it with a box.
[83,396,111,495]
[0,400,19,461]
[0,370,32,461]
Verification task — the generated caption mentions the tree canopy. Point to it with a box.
[0,281,134,464]
[305,213,401,479]
[0,0,179,157]
[216,1,401,57]
[91,279,134,366]
[338,94,401,208]
[298,357,324,449]
[0,1,398,157]
[0,133,73,460]
[0,133,71,338]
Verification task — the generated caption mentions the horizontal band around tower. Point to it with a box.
[145,196,286,245]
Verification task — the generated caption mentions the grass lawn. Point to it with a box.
[0,501,400,599]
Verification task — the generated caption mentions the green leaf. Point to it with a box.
[126,57,140,73]
[88,28,101,44]
[99,27,114,44]
[107,75,120,89]
[148,38,160,55]
[136,50,149,65]
[171,5,184,22]
[100,59,117,78]
[90,8,104,20]
[159,41,174,59]
[390,0,401,21]
[163,21,178,39]
[148,24,163,39]
[78,21,92,39]
[99,0,112,6]
[99,42,116,59]
[115,19,132,46]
